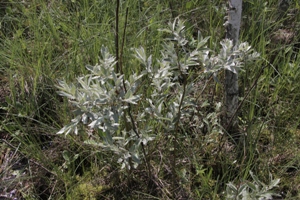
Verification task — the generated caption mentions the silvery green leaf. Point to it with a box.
[157,28,172,34]
[100,46,117,67]
[57,115,81,135]
[226,182,237,192]
[171,18,177,31]
[102,131,113,145]
[128,73,144,88]
[57,91,76,100]
[77,77,90,90]
[123,91,140,104]
[258,193,273,200]
[238,42,251,52]
[178,37,188,46]
[56,81,77,99]
[73,154,79,160]
[73,126,78,135]
[269,178,280,188]
[85,64,94,72]
[224,62,238,74]
[238,184,248,195]
[121,162,126,169]
[94,97,108,104]
[250,171,266,187]
[147,55,152,72]
[197,36,210,49]
[143,136,154,145]
[62,150,71,162]
[112,136,124,140]
[57,126,67,135]
[199,50,210,62]
[134,47,147,65]
[157,101,163,114]
[176,18,185,32]
[124,151,131,159]
[84,139,101,146]
[88,117,103,129]
[131,153,140,166]
[242,192,252,200]
[246,181,257,191]
[250,52,260,59]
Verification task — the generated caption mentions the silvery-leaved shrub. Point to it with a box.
[225,171,281,200]
[56,18,260,170]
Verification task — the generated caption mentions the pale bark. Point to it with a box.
[224,0,242,132]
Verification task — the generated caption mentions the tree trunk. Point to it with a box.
[224,0,242,134]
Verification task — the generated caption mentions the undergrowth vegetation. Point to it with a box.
[0,0,300,199]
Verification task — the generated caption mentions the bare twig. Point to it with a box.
[119,7,129,75]
[115,0,120,73]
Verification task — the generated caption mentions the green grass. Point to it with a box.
[0,0,300,199]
